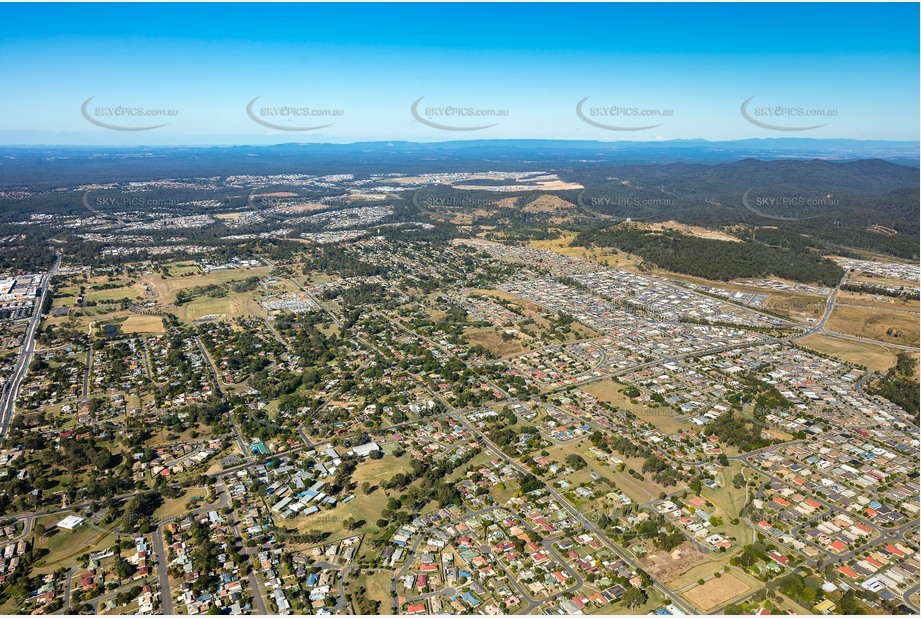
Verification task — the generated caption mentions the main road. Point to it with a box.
[0,254,60,440]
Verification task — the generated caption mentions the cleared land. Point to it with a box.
[465,327,529,357]
[699,461,757,551]
[638,542,708,583]
[580,380,687,434]
[521,195,575,213]
[681,570,758,612]
[119,315,166,334]
[837,290,919,313]
[355,570,394,614]
[172,292,268,321]
[84,285,140,303]
[760,293,826,322]
[546,441,675,505]
[154,487,211,520]
[797,333,899,373]
[32,517,118,574]
[644,271,827,323]
[141,267,272,303]
[826,305,920,347]
[527,232,640,269]
[638,221,742,243]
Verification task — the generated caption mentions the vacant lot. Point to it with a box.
[798,333,899,373]
[468,288,545,314]
[850,272,918,288]
[581,380,663,418]
[171,292,268,321]
[547,440,675,505]
[826,305,919,347]
[638,542,707,583]
[465,326,529,357]
[639,221,741,243]
[837,290,919,313]
[120,314,166,334]
[682,570,757,612]
[761,292,826,322]
[84,285,140,303]
[648,272,826,322]
[528,232,640,269]
[355,570,394,614]
[159,260,202,277]
[142,266,271,303]
[700,461,758,550]
[154,487,211,520]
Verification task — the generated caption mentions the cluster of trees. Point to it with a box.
[641,455,683,487]
[321,281,394,308]
[484,409,537,456]
[842,282,920,300]
[870,352,919,417]
[733,370,792,411]
[704,411,771,452]
[731,542,772,571]
[0,419,149,509]
[774,572,826,607]
[198,319,282,378]
[519,472,544,494]
[120,491,163,532]
[381,448,478,517]
[607,434,652,460]
[303,245,384,278]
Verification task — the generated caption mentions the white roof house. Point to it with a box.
[349,442,381,457]
[56,515,86,530]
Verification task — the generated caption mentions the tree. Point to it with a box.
[622,587,647,608]
[565,454,587,470]
[114,557,136,579]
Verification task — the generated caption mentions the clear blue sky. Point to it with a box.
[0,3,917,145]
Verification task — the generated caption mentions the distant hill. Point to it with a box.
[0,139,917,188]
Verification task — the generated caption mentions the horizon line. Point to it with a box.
[1,137,919,149]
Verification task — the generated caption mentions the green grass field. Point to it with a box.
[32,516,120,575]
[84,286,140,303]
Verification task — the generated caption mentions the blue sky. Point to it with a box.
[0,3,918,145]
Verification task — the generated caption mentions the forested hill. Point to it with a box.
[563,158,919,260]
[574,225,845,286]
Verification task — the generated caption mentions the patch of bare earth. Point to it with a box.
[637,542,707,583]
